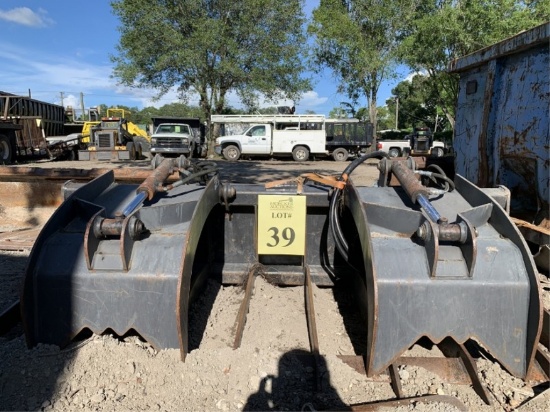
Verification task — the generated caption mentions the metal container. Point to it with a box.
[449,23,549,217]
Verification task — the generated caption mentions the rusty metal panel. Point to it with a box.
[0,93,65,137]
[451,23,549,215]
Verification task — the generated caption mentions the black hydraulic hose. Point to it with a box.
[329,187,348,261]
[176,168,217,186]
[427,163,446,175]
[329,151,389,262]
[162,163,218,191]
[194,160,218,170]
[426,164,455,192]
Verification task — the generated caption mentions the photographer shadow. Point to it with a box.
[244,349,350,411]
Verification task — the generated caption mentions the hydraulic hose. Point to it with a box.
[329,151,389,262]
[427,164,455,192]
[163,167,217,190]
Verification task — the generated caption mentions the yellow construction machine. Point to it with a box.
[78,108,150,161]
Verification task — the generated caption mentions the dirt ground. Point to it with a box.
[0,156,549,411]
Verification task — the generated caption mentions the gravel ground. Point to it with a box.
[0,156,549,411]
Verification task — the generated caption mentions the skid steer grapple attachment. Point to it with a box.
[21,155,541,383]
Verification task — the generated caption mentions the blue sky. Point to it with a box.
[0,1,404,117]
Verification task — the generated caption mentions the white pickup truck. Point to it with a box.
[214,121,326,161]
[376,130,445,158]
[213,114,373,162]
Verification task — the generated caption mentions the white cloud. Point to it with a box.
[405,71,428,82]
[134,88,331,113]
[0,39,333,114]
[296,91,328,109]
[0,7,54,28]
[0,41,116,103]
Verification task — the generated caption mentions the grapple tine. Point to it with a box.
[232,265,259,350]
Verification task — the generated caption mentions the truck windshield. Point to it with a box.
[158,125,190,134]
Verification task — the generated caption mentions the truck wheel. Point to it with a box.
[0,134,13,165]
[126,142,137,160]
[432,147,444,158]
[332,148,349,162]
[388,148,400,158]
[133,136,150,158]
[136,142,143,160]
[67,148,78,161]
[292,146,309,162]
[223,145,240,161]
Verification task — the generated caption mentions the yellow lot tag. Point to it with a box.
[257,195,306,256]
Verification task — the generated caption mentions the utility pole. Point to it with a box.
[60,92,64,107]
[80,92,85,121]
[395,97,399,130]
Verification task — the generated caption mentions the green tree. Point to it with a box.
[398,0,549,128]
[388,74,450,131]
[110,0,311,147]
[135,103,204,125]
[309,0,417,132]
[328,106,347,118]
[375,105,393,131]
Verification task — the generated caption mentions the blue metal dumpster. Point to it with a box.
[449,23,549,218]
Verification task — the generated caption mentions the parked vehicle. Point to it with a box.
[376,127,445,158]
[0,120,23,164]
[150,117,206,158]
[0,94,71,164]
[79,108,150,161]
[212,114,372,161]
[325,118,373,161]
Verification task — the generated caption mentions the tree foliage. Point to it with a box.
[309,0,418,130]
[398,0,549,127]
[375,105,393,131]
[388,74,450,132]
[110,0,311,139]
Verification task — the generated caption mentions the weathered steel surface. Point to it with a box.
[208,182,341,287]
[137,157,174,200]
[0,93,65,137]
[21,170,217,350]
[0,228,41,251]
[0,167,180,207]
[0,181,63,208]
[344,174,542,379]
[0,166,170,182]
[450,23,549,216]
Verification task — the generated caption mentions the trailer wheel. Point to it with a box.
[332,148,349,162]
[223,145,240,161]
[126,142,137,160]
[0,134,13,165]
[292,146,309,162]
[388,148,400,158]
